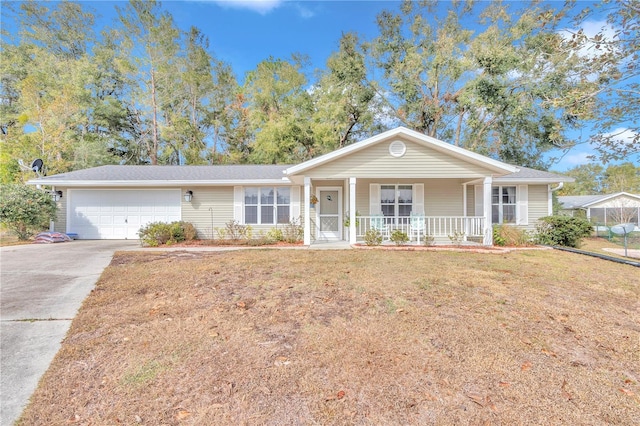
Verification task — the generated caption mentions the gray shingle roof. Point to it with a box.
[495,166,574,182]
[30,165,291,183]
[557,195,606,209]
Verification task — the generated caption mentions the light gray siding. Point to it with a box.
[527,185,550,231]
[54,188,68,233]
[303,138,496,179]
[181,187,234,239]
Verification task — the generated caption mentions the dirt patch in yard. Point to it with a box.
[18,250,639,425]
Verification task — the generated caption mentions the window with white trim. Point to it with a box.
[244,187,291,225]
[381,184,413,222]
[492,186,516,224]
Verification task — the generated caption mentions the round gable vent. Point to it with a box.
[389,140,406,157]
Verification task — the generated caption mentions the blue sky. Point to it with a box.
[5,0,638,171]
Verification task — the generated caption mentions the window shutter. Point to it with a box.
[369,184,381,215]
[517,185,528,225]
[413,183,424,214]
[233,186,243,223]
[474,185,484,216]
[290,186,301,221]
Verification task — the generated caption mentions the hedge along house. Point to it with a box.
[28,127,572,245]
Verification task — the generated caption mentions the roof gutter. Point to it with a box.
[550,182,564,192]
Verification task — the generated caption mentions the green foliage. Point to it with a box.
[534,216,593,248]
[390,229,409,246]
[137,221,197,247]
[0,185,57,240]
[266,228,284,242]
[493,225,531,247]
[364,229,383,246]
[558,162,640,196]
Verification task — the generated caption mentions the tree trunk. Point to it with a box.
[150,69,158,165]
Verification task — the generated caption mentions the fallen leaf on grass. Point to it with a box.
[561,380,573,401]
[466,392,485,406]
[337,390,346,399]
[498,381,510,388]
[619,388,640,402]
[236,301,246,309]
[66,414,80,423]
[521,361,532,371]
[541,348,558,357]
[176,409,191,420]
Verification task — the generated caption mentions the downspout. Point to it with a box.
[548,182,564,216]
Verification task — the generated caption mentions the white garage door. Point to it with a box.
[68,189,181,239]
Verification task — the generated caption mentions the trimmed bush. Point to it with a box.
[0,184,57,240]
[138,221,197,247]
[534,216,593,248]
[364,229,383,246]
[390,229,409,246]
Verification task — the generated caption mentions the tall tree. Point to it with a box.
[366,0,591,168]
[570,0,639,162]
[312,32,382,153]
[115,0,181,165]
[243,56,315,164]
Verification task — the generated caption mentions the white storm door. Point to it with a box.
[316,188,342,241]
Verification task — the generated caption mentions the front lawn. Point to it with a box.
[19,250,639,425]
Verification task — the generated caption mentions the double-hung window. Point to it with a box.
[492,186,516,224]
[244,187,290,225]
[380,184,413,222]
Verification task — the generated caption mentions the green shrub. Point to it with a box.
[0,184,57,240]
[390,229,409,246]
[493,224,531,247]
[138,221,198,247]
[534,216,593,248]
[364,229,383,246]
[266,228,284,242]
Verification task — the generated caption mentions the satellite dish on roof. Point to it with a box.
[31,159,44,173]
[30,159,45,177]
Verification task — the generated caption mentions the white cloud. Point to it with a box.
[601,127,637,145]
[559,19,618,59]
[210,0,283,15]
[563,151,593,166]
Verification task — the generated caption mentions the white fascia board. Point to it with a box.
[26,179,292,187]
[284,126,517,176]
[492,178,574,185]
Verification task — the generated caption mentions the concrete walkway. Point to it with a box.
[0,240,139,426]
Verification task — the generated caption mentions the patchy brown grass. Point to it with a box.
[19,249,639,425]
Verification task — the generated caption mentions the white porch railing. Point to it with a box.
[355,216,485,241]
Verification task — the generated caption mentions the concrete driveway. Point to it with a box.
[0,240,139,426]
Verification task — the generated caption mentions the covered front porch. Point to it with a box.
[301,176,495,246]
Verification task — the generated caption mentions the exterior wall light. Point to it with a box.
[184,190,193,202]
[51,190,63,202]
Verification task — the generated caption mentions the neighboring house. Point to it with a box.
[28,127,572,245]
[558,192,640,230]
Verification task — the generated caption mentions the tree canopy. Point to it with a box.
[1,0,637,183]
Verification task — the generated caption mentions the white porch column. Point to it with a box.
[483,176,493,246]
[349,177,357,244]
[304,176,311,246]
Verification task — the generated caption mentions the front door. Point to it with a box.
[317,188,342,240]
